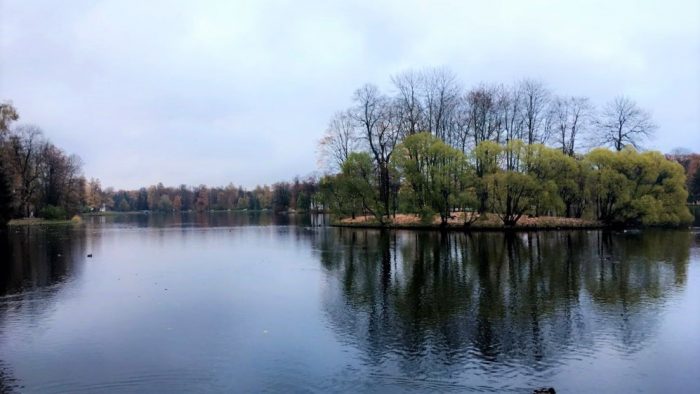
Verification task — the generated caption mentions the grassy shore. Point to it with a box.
[333,213,604,231]
[7,216,83,226]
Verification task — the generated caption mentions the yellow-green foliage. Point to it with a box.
[321,137,692,227]
[585,147,692,225]
[394,133,474,224]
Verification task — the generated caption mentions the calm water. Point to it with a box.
[1,212,699,393]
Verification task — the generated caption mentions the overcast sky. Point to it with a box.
[1,1,699,189]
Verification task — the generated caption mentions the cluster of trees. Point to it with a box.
[1,102,85,222]
[667,150,700,204]
[83,177,319,214]
[318,68,693,226]
[1,100,320,224]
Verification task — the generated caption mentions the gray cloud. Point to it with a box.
[1,0,699,189]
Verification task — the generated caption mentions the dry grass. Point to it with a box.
[337,212,601,230]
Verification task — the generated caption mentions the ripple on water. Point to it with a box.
[30,369,216,393]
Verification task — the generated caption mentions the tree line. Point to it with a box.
[83,177,319,214]
[667,150,700,205]
[1,102,85,222]
[0,101,319,224]
[317,68,695,226]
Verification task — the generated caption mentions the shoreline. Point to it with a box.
[328,213,691,232]
[7,218,82,226]
[330,222,609,232]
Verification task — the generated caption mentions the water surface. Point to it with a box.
[1,212,699,393]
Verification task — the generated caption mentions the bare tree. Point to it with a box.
[6,125,45,217]
[496,84,524,144]
[421,67,460,142]
[453,94,472,153]
[318,110,358,172]
[519,79,551,145]
[595,96,657,151]
[391,69,423,138]
[39,144,84,212]
[552,96,593,156]
[352,84,399,218]
[0,101,19,136]
[466,84,501,146]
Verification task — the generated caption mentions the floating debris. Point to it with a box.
[534,388,555,394]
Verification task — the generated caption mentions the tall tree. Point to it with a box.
[519,79,551,145]
[466,85,501,146]
[421,67,460,143]
[596,96,657,151]
[691,167,700,203]
[352,84,399,218]
[0,101,19,222]
[391,69,423,138]
[318,110,357,172]
[0,101,19,136]
[552,96,593,156]
[5,125,45,217]
[0,162,12,224]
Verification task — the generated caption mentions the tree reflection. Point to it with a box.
[0,225,88,393]
[316,229,691,374]
[0,225,87,296]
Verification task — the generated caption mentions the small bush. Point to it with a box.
[40,205,67,220]
[418,207,436,224]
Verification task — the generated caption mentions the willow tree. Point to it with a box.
[485,140,541,226]
[585,147,692,225]
[394,132,472,225]
[326,152,384,223]
[472,140,501,213]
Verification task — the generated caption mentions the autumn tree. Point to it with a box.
[0,101,19,222]
[5,125,45,217]
[0,101,19,136]
[690,166,700,204]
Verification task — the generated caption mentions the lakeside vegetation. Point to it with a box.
[7,216,82,226]
[0,102,319,225]
[317,68,697,228]
[2,69,700,230]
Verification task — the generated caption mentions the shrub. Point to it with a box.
[40,205,67,220]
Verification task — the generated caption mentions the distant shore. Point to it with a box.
[332,213,607,231]
[7,217,82,226]
[81,208,324,216]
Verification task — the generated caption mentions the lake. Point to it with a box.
[1,212,699,393]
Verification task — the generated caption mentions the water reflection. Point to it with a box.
[0,225,87,393]
[85,211,326,228]
[0,225,87,297]
[0,216,696,392]
[315,229,691,389]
